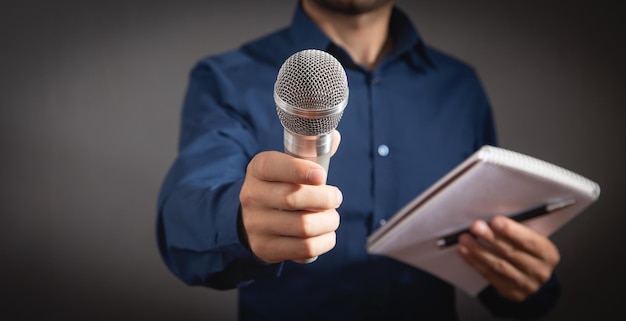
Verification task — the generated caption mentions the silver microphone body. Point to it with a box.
[274,49,349,172]
[283,130,333,171]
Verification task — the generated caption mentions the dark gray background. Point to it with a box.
[1,1,624,320]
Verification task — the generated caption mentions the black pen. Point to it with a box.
[435,198,576,249]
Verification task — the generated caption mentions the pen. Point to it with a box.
[435,198,576,249]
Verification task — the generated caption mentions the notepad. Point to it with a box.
[366,145,600,296]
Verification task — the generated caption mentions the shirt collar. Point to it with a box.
[294,3,436,72]
[385,6,436,71]
[253,2,436,71]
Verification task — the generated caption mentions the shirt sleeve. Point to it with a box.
[478,274,561,319]
[156,59,282,290]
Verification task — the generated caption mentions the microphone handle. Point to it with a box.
[283,129,334,264]
[283,130,333,172]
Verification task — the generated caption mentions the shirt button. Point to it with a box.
[377,144,389,157]
[371,77,381,85]
[379,219,387,226]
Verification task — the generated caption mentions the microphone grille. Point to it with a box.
[274,49,348,136]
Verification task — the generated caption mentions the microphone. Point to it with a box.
[274,49,348,264]
[274,49,349,172]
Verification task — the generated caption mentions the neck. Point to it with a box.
[302,0,394,70]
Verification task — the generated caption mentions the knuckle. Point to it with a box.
[519,282,536,295]
[492,259,509,276]
[535,269,551,284]
[242,214,259,234]
[547,246,561,266]
[501,284,533,303]
[297,215,314,236]
[282,192,298,210]
[249,238,267,258]
[529,238,542,250]
[300,233,336,257]
[316,233,336,255]
[300,239,318,258]
[239,188,253,206]
[498,243,515,259]
[297,211,340,237]
[520,281,539,297]
[251,153,270,176]
[505,275,540,300]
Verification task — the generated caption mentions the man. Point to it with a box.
[157,0,561,320]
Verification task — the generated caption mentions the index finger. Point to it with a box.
[489,216,559,262]
[248,151,327,185]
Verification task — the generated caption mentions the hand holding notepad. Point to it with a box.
[435,198,576,248]
[366,145,600,296]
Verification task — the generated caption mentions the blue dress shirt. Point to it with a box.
[157,4,560,320]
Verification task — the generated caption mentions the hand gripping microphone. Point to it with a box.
[274,49,349,172]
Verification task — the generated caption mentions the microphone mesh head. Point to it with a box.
[274,49,348,136]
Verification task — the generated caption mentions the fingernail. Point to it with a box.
[474,220,488,235]
[335,188,343,207]
[308,168,326,184]
[491,217,505,231]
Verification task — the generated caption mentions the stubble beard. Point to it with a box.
[309,0,393,15]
